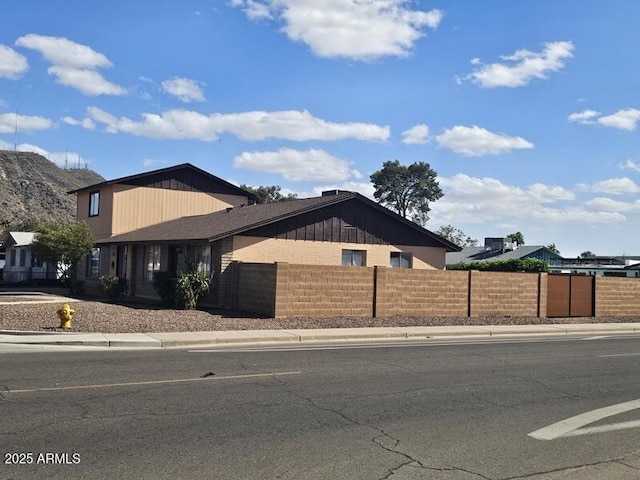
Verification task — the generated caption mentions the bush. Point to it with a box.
[67,279,85,295]
[175,269,212,310]
[153,271,177,307]
[153,266,212,310]
[448,258,549,273]
[99,275,129,302]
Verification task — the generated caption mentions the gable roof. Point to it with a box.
[99,192,460,251]
[446,245,562,265]
[4,231,37,247]
[67,163,257,201]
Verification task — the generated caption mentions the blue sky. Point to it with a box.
[2,0,640,257]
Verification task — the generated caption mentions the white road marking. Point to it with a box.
[562,419,640,437]
[6,371,302,394]
[599,353,640,358]
[189,338,584,353]
[582,336,610,341]
[528,399,640,440]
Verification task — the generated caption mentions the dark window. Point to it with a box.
[89,191,100,217]
[342,249,366,267]
[390,252,413,269]
[10,249,16,266]
[86,247,101,278]
[146,245,161,281]
[19,249,26,267]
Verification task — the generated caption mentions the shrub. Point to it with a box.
[153,271,177,307]
[448,258,549,273]
[175,269,212,310]
[153,265,212,310]
[99,275,129,302]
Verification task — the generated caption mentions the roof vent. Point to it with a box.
[321,189,352,197]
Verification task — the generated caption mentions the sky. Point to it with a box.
[2,0,640,257]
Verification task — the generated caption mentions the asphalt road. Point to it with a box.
[2,335,640,479]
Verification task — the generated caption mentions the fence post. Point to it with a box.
[373,266,378,318]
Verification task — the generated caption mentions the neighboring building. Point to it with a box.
[446,237,563,267]
[2,232,55,283]
[69,163,459,305]
[553,256,640,277]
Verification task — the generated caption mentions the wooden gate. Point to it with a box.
[547,275,594,317]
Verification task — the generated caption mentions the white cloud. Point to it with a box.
[0,140,87,168]
[568,109,600,125]
[460,41,574,88]
[0,44,28,79]
[231,0,443,61]
[591,177,640,195]
[584,197,640,213]
[597,108,640,131]
[61,115,96,130]
[619,159,640,173]
[0,113,54,133]
[431,174,620,225]
[161,77,206,103]
[47,66,126,96]
[401,124,430,144]
[436,125,534,156]
[233,148,360,181]
[15,34,126,96]
[86,106,390,141]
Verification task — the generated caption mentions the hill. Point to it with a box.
[0,150,105,230]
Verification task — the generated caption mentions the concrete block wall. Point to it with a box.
[469,271,543,317]
[375,268,469,317]
[595,277,640,316]
[233,263,550,318]
[237,262,278,317]
[282,264,374,317]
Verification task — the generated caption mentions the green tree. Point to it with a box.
[240,185,297,204]
[507,231,525,245]
[370,160,443,225]
[31,221,94,290]
[546,243,560,255]
[578,250,596,258]
[436,224,478,247]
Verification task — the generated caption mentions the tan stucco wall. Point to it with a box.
[77,185,115,239]
[231,236,446,269]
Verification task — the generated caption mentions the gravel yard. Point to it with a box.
[1,295,639,333]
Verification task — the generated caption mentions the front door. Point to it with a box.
[116,245,128,279]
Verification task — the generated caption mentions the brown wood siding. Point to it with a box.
[243,199,439,247]
[119,168,245,197]
[111,185,248,235]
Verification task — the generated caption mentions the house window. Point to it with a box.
[145,245,161,281]
[19,249,26,267]
[31,254,43,268]
[10,249,16,266]
[89,191,100,217]
[391,252,413,269]
[86,247,101,279]
[188,245,212,276]
[342,249,366,267]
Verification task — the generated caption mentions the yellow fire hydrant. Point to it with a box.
[57,304,75,329]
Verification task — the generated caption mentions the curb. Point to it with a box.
[1,324,640,349]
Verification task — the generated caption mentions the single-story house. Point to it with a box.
[2,232,55,283]
[69,163,459,306]
[446,237,563,268]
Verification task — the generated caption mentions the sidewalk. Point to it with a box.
[2,323,640,349]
